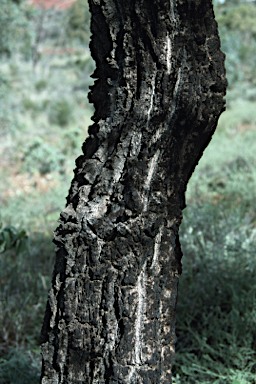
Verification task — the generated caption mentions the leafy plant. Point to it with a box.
[215,1,256,89]
[61,127,81,154]
[34,79,48,92]
[23,97,40,111]
[67,0,90,43]
[0,222,29,255]
[0,0,21,57]
[21,138,66,175]
[0,0,35,59]
[48,99,73,126]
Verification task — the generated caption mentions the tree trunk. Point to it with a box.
[40,0,227,383]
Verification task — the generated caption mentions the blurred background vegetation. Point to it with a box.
[0,0,255,383]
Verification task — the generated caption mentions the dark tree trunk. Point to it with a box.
[40,0,227,383]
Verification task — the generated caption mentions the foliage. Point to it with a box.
[217,3,256,35]
[215,1,256,89]
[0,0,22,57]
[0,75,12,135]
[67,0,91,43]
[62,127,82,154]
[23,97,42,114]
[48,98,74,126]
[34,78,48,92]
[0,0,36,59]
[21,138,65,175]
[0,223,29,255]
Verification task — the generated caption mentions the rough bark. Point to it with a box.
[40,0,227,383]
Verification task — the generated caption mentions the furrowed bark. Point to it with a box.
[40,0,227,383]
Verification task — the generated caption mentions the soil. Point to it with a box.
[29,0,76,10]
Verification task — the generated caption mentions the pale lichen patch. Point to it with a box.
[135,261,147,364]
[150,225,164,275]
[143,149,161,211]
[166,34,172,74]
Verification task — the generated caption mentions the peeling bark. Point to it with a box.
[40,0,227,383]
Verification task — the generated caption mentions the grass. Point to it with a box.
[0,349,40,384]
[173,201,256,383]
[1,25,256,384]
[172,103,256,383]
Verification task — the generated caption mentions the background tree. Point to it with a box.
[40,0,227,383]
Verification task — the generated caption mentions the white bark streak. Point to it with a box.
[166,34,172,74]
[147,74,156,123]
[174,48,187,98]
[127,262,147,382]
[135,262,147,365]
[150,226,164,274]
[143,149,161,211]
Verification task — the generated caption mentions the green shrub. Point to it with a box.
[0,75,12,134]
[42,99,50,109]
[215,1,256,89]
[34,79,48,92]
[74,55,91,72]
[0,223,29,255]
[23,96,50,111]
[0,0,21,57]
[0,0,34,59]
[23,97,39,111]
[67,0,90,43]
[61,127,81,154]
[22,138,65,175]
[48,99,73,126]
[246,87,256,102]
